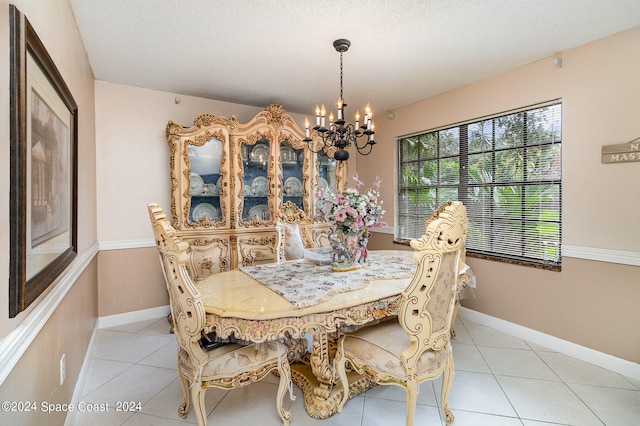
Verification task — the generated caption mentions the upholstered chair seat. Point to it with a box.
[339,320,451,378]
[177,341,287,385]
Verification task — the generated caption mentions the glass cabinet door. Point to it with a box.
[281,139,305,210]
[188,136,223,223]
[241,138,270,221]
[317,150,338,191]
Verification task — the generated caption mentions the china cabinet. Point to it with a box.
[165,104,345,278]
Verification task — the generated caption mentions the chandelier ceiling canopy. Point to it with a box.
[303,39,375,162]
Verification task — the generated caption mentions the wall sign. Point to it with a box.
[601,138,640,164]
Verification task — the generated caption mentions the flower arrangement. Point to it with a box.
[315,174,387,236]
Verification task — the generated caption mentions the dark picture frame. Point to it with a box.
[9,5,78,318]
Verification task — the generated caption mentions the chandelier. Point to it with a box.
[303,39,375,162]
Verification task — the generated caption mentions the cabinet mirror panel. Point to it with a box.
[281,139,304,210]
[242,138,270,222]
[188,136,223,223]
[318,150,338,191]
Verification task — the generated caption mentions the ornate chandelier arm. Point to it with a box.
[354,139,376,155]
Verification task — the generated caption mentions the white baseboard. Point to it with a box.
[65,327,99,426]
[97,305,170,329]
[458,307,640,381]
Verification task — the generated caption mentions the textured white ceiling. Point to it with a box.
[69,0,640,117]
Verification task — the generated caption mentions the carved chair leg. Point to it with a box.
[405,380,418,426]
[177,363,190,419]
[190,381,207,426]
[440,357,455,425]
[450,298,460,338]
[276,358,292,426]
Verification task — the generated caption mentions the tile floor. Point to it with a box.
[65,316,640,426]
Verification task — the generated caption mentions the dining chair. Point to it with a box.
[275,200,310,262]
[148,203,293,426]
[335,201,468,426]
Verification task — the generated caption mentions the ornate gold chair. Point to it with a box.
[335,201,468,426]
[148,203,293,426]
[275,200,310,263]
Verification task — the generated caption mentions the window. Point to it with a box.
[397,101,562,270]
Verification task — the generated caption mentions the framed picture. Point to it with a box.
[9,6,78,318]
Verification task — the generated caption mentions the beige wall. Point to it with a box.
[98,247,166,317]
[364,27,640,363]
[0,0,98,418]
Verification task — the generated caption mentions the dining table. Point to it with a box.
[195,249,475,419]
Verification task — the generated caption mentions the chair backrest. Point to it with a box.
[275,201,309,262]
[399,201,468,368]
[148,203,208,366]
[424,201,467,274]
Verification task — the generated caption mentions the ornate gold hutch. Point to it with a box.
[166,104,346,278]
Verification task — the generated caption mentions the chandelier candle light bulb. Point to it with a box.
[365,104,372,129]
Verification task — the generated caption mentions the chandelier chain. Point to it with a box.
[339,52,344,101]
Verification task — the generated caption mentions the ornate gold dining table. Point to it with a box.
[196,250,416,419]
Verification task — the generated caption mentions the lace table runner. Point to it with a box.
[240,252,417,308]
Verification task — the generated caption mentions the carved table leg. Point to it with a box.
[287,331,340,419]
[290,330,376,419]
[310,333,334,397]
